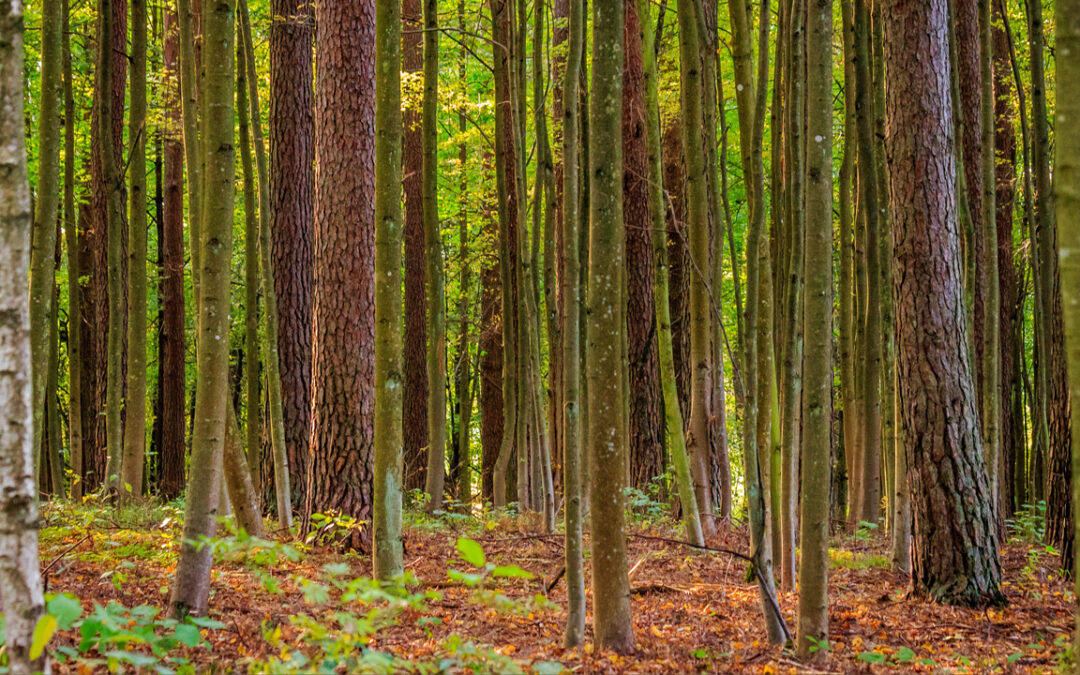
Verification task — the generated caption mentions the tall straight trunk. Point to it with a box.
[992,3,1020,516]
[978,0,1001,517]
[837,0,855,523]
[423,0,446,512]
[638,0,703,547]
[30,0,63,469]
[0,7,45,660]
[1052,0,1080,651]
[727,0,790,644]
[170,0,234,617]
[676,0,717,536]
[561,0,586,648]
[454,0,473,507]
[64,0,83,498]
[237,26,261,497]
[121,0,149,500]
[373,0,404,581]
[159,4,187,502]
[623,1,663,493]
[99,0,127,493]
[779,0,805,591]
[882,0,1004,605]
[305,0,376,550]
[588,0,634,653]
[402,0,429,492]
[239,0,292,528]
[491,0,521,509]
[269,0,314,506]
[796,0,832,655]
[479,185,503,504]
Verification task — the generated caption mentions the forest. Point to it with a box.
[1,0,1080,670]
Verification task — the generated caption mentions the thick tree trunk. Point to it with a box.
[402,0,429,492]
[882,0,1004,605]
[304,0,376,551]
[269,0,314,506]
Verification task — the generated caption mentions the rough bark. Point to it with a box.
[304,0,376,551]
[402,0,429,492]
[882,0,1004,605]
[160,5,187,501]
[64,0,83,499]
[269,0,314,505]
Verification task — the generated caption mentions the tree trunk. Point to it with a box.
[588,0,634,653]
[796,0,832,656]
[160,4,187,502]
[269,0,314,507]
[423,0,446,512]
[623,2,663,494]
[121,0,149,500]
[374,0,405,581]
[170,0,235,617]
[0,8,46,659]
[402,0,429,493]
[63,0,83,499]
[882,0,1004,605]
[304,0,376,551]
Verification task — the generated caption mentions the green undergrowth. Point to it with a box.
[828,548,891,571]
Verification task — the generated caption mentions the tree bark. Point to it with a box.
[63,0,83,499]
[0,7,46,665]
[374,0,405,580]
[304,0,376,551]
[882,0,1004,605]
[402,0,429,493]
[269,0,314,506]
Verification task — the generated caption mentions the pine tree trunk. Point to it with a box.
[882,0,1004,605]
[402,0,429,493]
[269,0,314,506]
[0,7,45,657]
[160,4,187,502]
[305,0,376,551]
[374,0,405,580]
[170,0,235,617]
[63,0,83,499]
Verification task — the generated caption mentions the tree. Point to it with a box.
[121,0,149,500]
[588,0,634,654]
[1053,0,1080,651]
[403,0,429,493]
[159,2,187,502]
[423,0,446,512]
[561,0,586,648]
[305,0,376,550]
[64,0,84,499]
[0,5,46,665]
[796,0,832,657]
[882,0,1004,606]
[170,0,235,616]
[374,0,405,581]
[30,0,62,471]
[269,0,315,505]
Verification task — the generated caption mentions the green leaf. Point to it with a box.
[857,651,886,664]
[532,660,566,674]
[690,649,708,659]
[105,650,160,667]
[1007,652,1024,664]
[30,614,58,660]
[47,594,83,630]
[491,565,534,579]
[323,562,350,577]
[456,537,486,567]
[187,616,225,630]
[894,647,916,663]
[174,623,202,648]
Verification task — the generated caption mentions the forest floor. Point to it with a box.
[38,499,1073,674]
